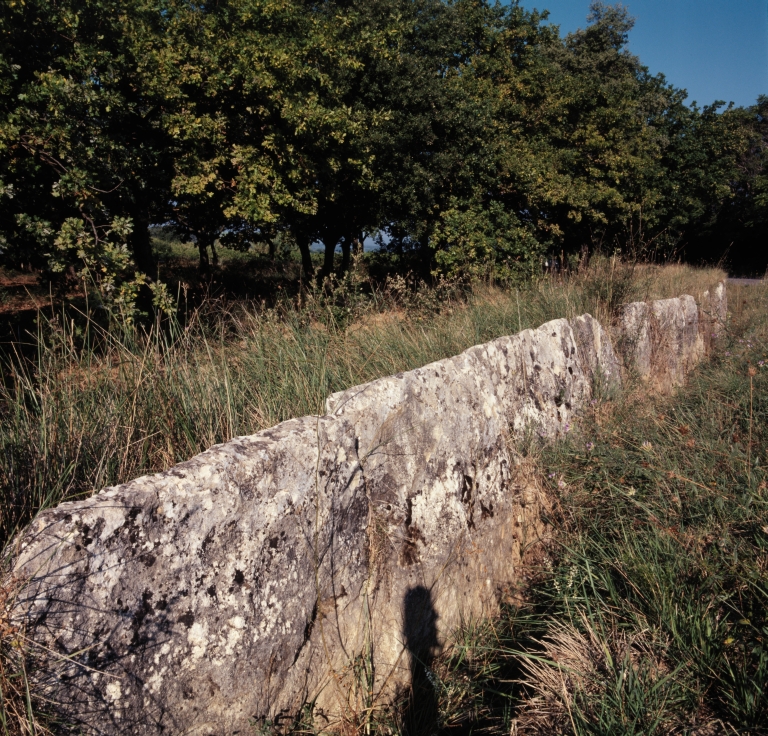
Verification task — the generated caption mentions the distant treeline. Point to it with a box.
[0,0,766,306]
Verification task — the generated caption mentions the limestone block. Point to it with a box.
[569,314,622,396]
[648,296,686,390]
[699,280,728,353]
[8,299,712,733]
[618,286,722,387]
[680,294,706,371]
[698,288,715,354]
[318,318,590,705]
[618,301,652,379]
[11,417,369,733]
[704,281,727,337]
[649,295,703,390]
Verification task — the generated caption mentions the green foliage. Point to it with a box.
[0,0,172,315]
[0,0,765,303]
[682,96,768,273]
[156,0,389,267]
[432,197,545,281]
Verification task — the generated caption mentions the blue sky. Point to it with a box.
[518,0,768,109]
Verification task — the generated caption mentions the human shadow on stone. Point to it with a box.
[402,585,440,736]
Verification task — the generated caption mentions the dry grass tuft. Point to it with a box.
[515,614,672,735]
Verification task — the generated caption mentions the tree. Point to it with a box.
[1,0,761,300]
[426,0,562,280]
[149,0,396,280]
[0,0,175,313]
[675,96,768,273]
[360,0,558,281]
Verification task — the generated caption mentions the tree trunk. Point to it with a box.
[128,210,157,317]
[353,231,365,256]
[322,240,335,277]
[321,230,342,278]
[197,237,210,275]
[340,236,351,274]
[197,231,218,276]
[296,233,314,279]
[211,239,219,267]
[130,213,157,283]
[579,242,590,272]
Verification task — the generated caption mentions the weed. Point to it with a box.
[515,280,768,734]
[0,575,51,736]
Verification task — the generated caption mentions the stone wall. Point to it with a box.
[619,281,726,390]
[8,284,726,734]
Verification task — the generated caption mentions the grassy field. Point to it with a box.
[0,259,742,734]
[376,280,767,736]
[0,260,724,548]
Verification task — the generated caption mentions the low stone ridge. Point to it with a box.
[8,285,725,734]
[617,281,726,389]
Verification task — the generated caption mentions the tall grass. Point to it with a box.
[517,282,768,734]
[398,281,768,736]
[0,260,723,550]
[0,260,733,734]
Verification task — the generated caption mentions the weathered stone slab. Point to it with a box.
[569,314,622,397]
[11,417,369,733]
[619,301,652,378]
[713,281,727,331]
[7,291,721,734]
[698,281,728,352]
[319,318,592,707]
[616,281,724,388]
[649,295,705,390]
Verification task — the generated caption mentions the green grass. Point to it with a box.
[391,281,768,736]
[0,259,729,735]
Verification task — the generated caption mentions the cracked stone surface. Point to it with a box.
[8,293,722,734]
[569,314,622,398]
[619,301,652,378]
[11,417,369,733]
[698,281,728,352]
[616,281,725,389]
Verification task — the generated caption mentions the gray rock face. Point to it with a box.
[712,281,728,331]
[8,291,721,734]
[317,317,604,708]
[649,295,705,390]
[698,281,728,352]
[616,281,725,389]
[13,417,368,732]
[569,314,622,398]
[619,301,652,378]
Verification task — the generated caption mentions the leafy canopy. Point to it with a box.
[0,0,765,306]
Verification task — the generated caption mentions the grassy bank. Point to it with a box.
[0,260,723,549]
[0,260,731,734]
[390,280,767,736]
